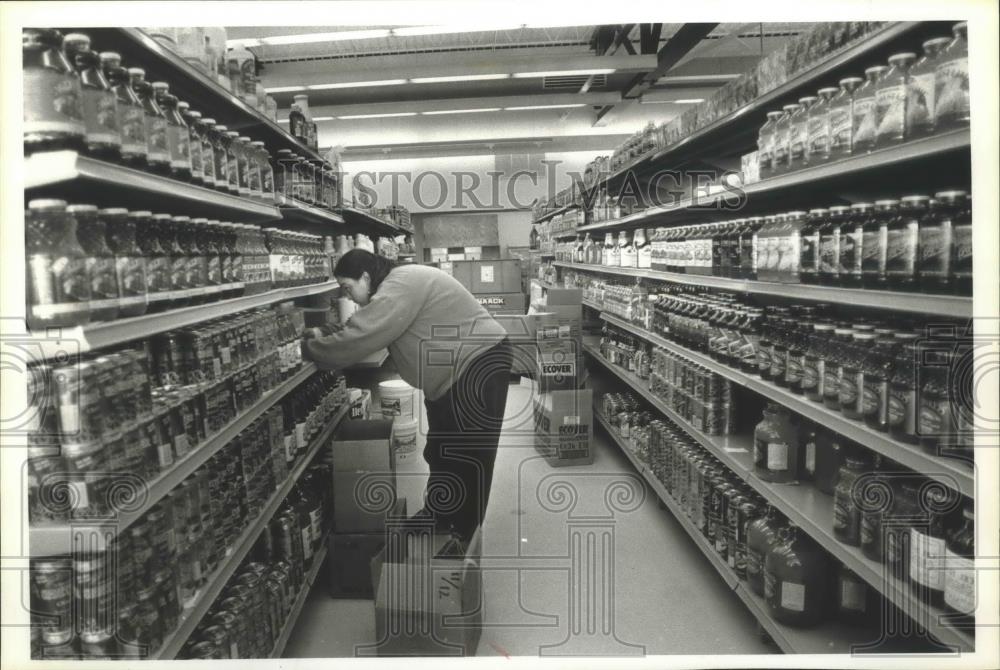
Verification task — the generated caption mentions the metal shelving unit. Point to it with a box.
[153,401,348,659]
[281,200,347,227]
[577,130,970,233]
[555,262,972,319]
[600,312,974,497]
[339,206,404,235]
[269,532,331,659]
[24,282,339,362]
[25,151,281,222]
[532,202,578,225]
[348,348,389,370]
[29,363,319,556]
[586,345,974,651]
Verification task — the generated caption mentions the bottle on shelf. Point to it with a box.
[745,505,786,597]
[23,29,85,154]
[152,82,192,182]
[861,330,898,432]
[763,523,830,627]
[861,199,895,289]
[935,22,969,131]
[821,206,849,285]
[907,37,952,138]
[70,204,119,323]
[128,68,170,175]
[917,193,953,293]
[757,110,783,179]
[885,195,925,292]
[799,209,823,284]
[25,199,91,330]
[619,231,637,268]
[772,105,797,174]
[63,33,121,162]
[852,65,888,153]
[943,498,975,626]
[104,208,149,318]
[788,99,812,170]
[887,334,921,444]
[829,77,864,158]
[179,103,204,186]
[839,202,869,287]
[753,402,801,484]
[807,87,838,165]
[832,451,872,545]
[874,52,917,148]
[100,51,148,169]
[939,190,971,295]
[635,228,651,269]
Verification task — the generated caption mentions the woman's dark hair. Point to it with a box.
[334,248,397,294]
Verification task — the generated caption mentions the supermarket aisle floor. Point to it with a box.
[283,382,773,658]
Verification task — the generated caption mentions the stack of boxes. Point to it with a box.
[328,420,406,598]
[448,260,526,316]
[531,288,594,466]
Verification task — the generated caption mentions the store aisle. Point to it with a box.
[283,382,773,657]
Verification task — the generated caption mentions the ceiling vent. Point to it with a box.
[543,73,606,90]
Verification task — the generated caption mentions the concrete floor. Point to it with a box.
[283,382,774,658]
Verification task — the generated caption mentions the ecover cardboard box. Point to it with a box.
[533,389,594,465]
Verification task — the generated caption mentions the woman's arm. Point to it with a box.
[301,275,422,369]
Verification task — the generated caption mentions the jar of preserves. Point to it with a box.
[134,211,169,311]
[840,202,870,287]
[886,194,926,291]
[908,37,951,137]
[23,29,85,154]
[840,332,877,419]
[852,65,888,153]
[26,199,92,329]
[127,68,170,174]
[236,136,254,197]
[861,333,897,431]
[757,110,783,178]
[63,34,121,161]
[888,337,920,444]
[833,452,872,545]
[103,208,148,318]
[807,87,838,164]
[772,105,798,173]
[789,98,813,169]
[943,499,975,626]
[764,523,830,627]
[935,22,969,131]
[829,77,864,158]
[99,52,147,168]
[798,209,823,284]
[753,402,800,483]
[69,205,119,322]
[862,199,895,289]
[875,52,917,148]
[746,506,785,595]
[936,190,971,295]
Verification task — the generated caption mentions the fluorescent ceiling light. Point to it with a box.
[261,29,391,46]
[641,97,705,104]
[338,112,418,120]
[277,119,289,124]
[264,85,306,94]
[410,74,510,84]
[230,24,594,48]
[674,98,705,104]
[512,69,615,78]
[657,74,741,83]
[308,79,407,90]
[393,25,524,37]
[312,116,334,121]
[421,108,502,115]
[504,103,586,111]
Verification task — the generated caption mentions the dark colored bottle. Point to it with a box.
[862,199,896,289]
[799,209,823,284]
[135,211,170,312]
[887,337,921,444]
[861,333,898,431]
[764,524,830,627]
[820,206,847,286]
[841,332,877,420]
[840,203,869,287]
[813,430,846,495]
[69,204,119,323]
[802,322,833,402]
[127,68,170,175]
[23,29,85,154]
[62,34,121,162]
[824,328,852,409]
[742,217,762,280]
[886,195,926,291]
[917,347,955,457]
[152,82,192,182]
[102,207,148,318]
[834,564,879,627]
[833,453,872,546]
[99,52,147,168]
[784,318,808,394]
[943,500,975,627]
[937,190,971,295]
[770,316,790,388]
[746,506,785,596]
[905,479,955,608]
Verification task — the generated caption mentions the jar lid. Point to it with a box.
[900,195,931,207]
[850,202,874,211]
[225,130,239,138]
[782,104,800,112]
[126,66,145,77]
[766,110,784,119]
[66,204,98,213]
[875,198,900,208]
[62,32,91,48]
[829,205,850,215]
[934,189,969,201]
[888,52,917,63]
[798,95,818,104]
[238,135,251,141]
[214,124,229,131]
[98,51,121,63]
[131,210,152,217]
[854,332,878,341]
[922,37,952,50]
[839,76,864,86]
[864,65,889,75]
[172,215,191,223]
[808,208,828,216]
[201,117,216,125]
[192,217,209,224]
[151,81,169,91]
[28,198,67,209]
[98,207,128,215]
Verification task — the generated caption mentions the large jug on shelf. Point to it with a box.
[763,523,830,627]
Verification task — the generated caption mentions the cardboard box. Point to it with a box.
[489,313,547,376]
[332,420,394,473]
[451,259,521,294]
[474,293,526,315]
[533,389,594,466]
[329,499,407,598]
[533,304,582,343]
[449,262,474,291]
[371,526,483,656]
[333,470,399,533]
[536,336,584,393]
[347,388,372,421]
[542,287,583,306]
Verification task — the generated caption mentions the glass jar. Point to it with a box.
[753,402,800,483]
[875,53,917,148]
[179,103,203,185]
[102,208,148,318]
[861,333,898,431]
[152,82,191,181]
[69,205,119,323]
[25,199,91,329]
[784,319,808,394]
[918,347,955,456]
[820,206,847,285]
[824,328,853,409]
[236,135,254,197]
[764,524,829,627]
[839,202,869,287]
[23,29,85,154]
[128,68,170,174]
[888,336,921,444]
[886,194,926,291]
[802,322,834,402]
[807,87,838,164]
[833,453,872,545]
[757,110,783,178]
[935,22,969,131]
[907,37,951,138]
[199,118,222,189]
[746,506,785,596]
[907,480,956,607]
[224,131,243,195]
[841,331,876,419]
[814,430,846,495]
[852,65,888,153]
[99,52,147,168]
[829,77,864,158]
[255,142,276,203]
[188,218,211,298]
[862,199,896,289]
[789,98,814,169]
[772,105,798,173]
[212,125,234,193]
[799,209,823,284]
[917,195,951,293]
[943,499,975,625]
[835,564,879,627]
[63,34,121,161]
[937,190,971,295]
[134,211,169,311]
[245,141,263,199]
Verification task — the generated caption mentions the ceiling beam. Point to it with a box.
[639,24,663,55]
[306,92,622,118]
[580,23,636,94]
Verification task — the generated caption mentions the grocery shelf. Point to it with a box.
[153,401,348,659]
[582,298,602,312]
[24,281,339,362]
[348,348,389,370]
[79,28,323,162]
[532,278,560,291]
[25,151,280,222]
[553,262,972,319]
[551,229,580,240]
[593,22,926,189]
[595,411,898,654]
[281,201,347,227]
[600,312,975,498]
[577,129,971,233]
[586,345,974,651]
[269,532,330,659]
[29,363,319,556]
[533,203,578,225]
[339,207,404,235]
